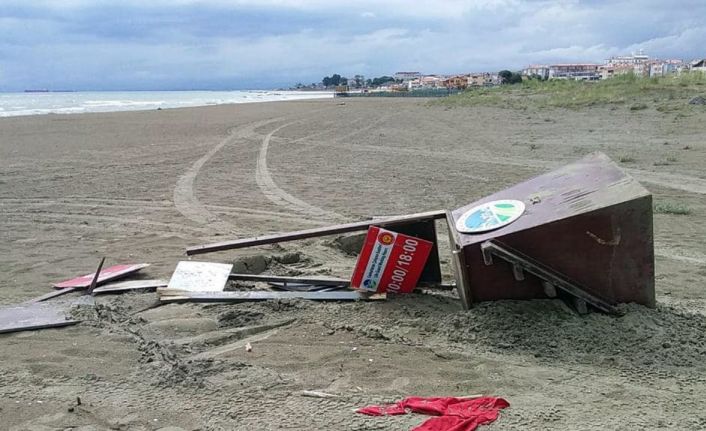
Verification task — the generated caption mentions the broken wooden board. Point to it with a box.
[85,257,105,296]
[0,296,93,334]
[92,279,167,295]
[53,263,149,289]
[268,282,346,292]
[186,209,446,255]
[159,261,233,297]
[25,286,82,304]
[159,290,385,303]
[446,210,472,310]
[229,273,350,286]
[230,274,449,292]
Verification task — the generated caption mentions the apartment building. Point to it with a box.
[548,64,600,80]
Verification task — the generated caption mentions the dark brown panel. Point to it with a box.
[449,152,655,308]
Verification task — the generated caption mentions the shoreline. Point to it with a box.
[0,89,334,119]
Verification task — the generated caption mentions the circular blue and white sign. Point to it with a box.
[456,199,525,234]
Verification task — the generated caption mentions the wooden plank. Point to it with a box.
[229,273,350,286]
[92,279,167,294]
[446,210,472,310]
[53,263,149,289]
[85,257,105,295]
[25,286,82,304]
[186,209,446,255]
[0,297,92,334]
[230,274,453,291]
[159,290,385,303]
[269,283,346,292]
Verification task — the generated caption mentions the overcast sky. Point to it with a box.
[1,0,705,91]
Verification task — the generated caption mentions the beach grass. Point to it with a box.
[654,202,692,215]
[439,72,706,110]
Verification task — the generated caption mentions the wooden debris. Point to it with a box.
[92,279,167,295]
[159,290,385,304]
[85,257,105,296]
[53,263,149,289]
[0,296,92,334]
[268,282,346,292]
[24,287,82,304]
[186,209,445,255]
[230,273,349,286]
[159,261,233,296]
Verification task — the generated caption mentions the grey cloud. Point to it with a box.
[0,0,704,90]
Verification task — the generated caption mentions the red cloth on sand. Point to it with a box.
[357,396,509,431]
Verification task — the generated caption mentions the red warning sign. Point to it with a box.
[350,226,433,294]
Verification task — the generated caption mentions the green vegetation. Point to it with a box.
[619,155,636,163]
[322,74,346,87]
[367,76,399,87]
[440,73,706,110]
[654,202,692,215]
[322,74,403,88]
[498,70,523,84]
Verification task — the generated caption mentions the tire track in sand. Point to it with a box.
[255,122,348,222]
[292,138,706,265]
[173,118,284,232]
[295,138,706,196]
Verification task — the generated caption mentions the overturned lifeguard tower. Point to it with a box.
[446,152,655,313]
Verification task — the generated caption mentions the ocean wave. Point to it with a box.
[0,91,333,118]
[83,100,167,107]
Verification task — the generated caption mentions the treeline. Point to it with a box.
[321,74,402,88]
[322,74,347,87]
[498,70,523,84]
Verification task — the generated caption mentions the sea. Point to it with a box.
[0,90,333,118]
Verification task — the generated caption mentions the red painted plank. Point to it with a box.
[53,263,150,289]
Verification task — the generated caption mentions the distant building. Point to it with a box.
[421,75,444,88]
[649,59,685,77]
[443,75,468,89]
[548,64,600,80]
[467,72,500,87]
[691,59,706,72]
[394,71,421,82]
[606,51,650,66]
[598,63,634,80]
[406,75,445,90]
[522,65,549,80]
[604,51,651,77]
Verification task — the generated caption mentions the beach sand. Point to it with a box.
[1,98,705,430]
